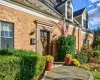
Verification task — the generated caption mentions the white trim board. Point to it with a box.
[0,0,59,23]
[69,25,79,30]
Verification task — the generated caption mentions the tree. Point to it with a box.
[93,27,100,37]
[93,27,100,49]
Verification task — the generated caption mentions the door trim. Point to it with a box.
[35,20,53,54]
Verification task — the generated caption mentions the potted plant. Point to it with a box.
[64,53,72,65]
[46,55,54,71]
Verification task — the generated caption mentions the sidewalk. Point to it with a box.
[44,66,91,80]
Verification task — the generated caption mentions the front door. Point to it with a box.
[40,30,50,55]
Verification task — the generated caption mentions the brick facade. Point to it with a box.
[0,4,94,60]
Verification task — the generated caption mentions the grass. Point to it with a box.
[91,71,100,79]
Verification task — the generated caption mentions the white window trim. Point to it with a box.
[65,1,73,22]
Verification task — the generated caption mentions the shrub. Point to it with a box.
[89,57,97,63]
[80,64,91,71]
[19,55,46,80]
[0,49,46,80]
[0,49,37,56]
[93,50,100,57]
[71,59,80,67]
[88,63,100,72]
[81,45,93,57]
[59,35,76,61]
[74,54,90,63]
[93,50,100,63]
[93,36,100,49]
[0,56,21,80]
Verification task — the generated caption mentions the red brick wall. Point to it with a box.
[68,25,94,52]
[0,5,62,53]
[0,4,94,59]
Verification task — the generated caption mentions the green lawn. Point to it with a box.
[91,71,100,79]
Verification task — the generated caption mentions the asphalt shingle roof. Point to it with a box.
[74,8,85,17]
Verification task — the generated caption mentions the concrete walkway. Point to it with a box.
[45,66,90,80]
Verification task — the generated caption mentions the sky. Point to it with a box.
[72,0,100,30]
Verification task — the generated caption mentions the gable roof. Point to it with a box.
[7,0,61,19]
[73,8,86,17]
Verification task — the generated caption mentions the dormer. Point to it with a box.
[54,0,73,22]
[74,8,88,29]
[82,9,88,29]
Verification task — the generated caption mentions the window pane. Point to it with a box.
[1,26,5,31]
[5,26,9,31]
[8,38,13,49]
[9,24,13,31]
[1,31,5,37]
[1,22,5,27]
[1,38,13,49]
[1,38,7,49]
[9,31,12,37]
[5,31,9,37]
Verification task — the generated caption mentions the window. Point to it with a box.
[83,19,88,29]
[83,39,89,47]
[0,21,14,49]
[67,5,72,20]
[66,1,73,21]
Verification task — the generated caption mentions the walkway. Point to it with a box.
[45,66,90,80]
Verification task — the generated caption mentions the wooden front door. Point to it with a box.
[40,30,50,55]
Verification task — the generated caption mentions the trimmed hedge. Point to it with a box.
[0,56,20,80]
[0,49,37,56]
[0,49,46,80]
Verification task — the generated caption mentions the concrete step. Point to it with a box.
[53,62,64,68]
